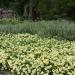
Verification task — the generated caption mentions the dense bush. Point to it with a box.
[0,33,75,75]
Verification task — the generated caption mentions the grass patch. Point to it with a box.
[0,20,75,40]
[0,18,22,25]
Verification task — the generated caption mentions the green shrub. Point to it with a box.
[0,33,75,75]
[0,18,21,25]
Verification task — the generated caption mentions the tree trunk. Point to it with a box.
[23,4,29,19]
[28,0,33,20]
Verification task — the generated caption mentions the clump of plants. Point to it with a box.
[0,33,75,75]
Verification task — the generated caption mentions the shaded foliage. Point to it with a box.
[0,0,75,20]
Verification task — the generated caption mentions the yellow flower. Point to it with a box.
[43,59,49,65]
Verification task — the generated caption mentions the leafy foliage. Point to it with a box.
[0,33,75,75]
[1,0,75,20]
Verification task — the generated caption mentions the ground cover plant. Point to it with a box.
[0,20,75,40]
[0,33,75,75]
[0,18,22,25]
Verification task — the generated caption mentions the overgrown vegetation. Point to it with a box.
[0,0,75,20]
[0,33,75,75]
[0,0,75,75]
[0,20,75,40]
